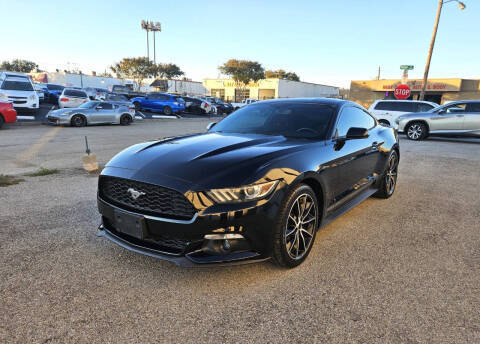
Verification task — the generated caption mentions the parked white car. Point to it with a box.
[0,72,39,115]
[34,83,45,102]
[368,100,438,128]
[58,88,89,108]
[230,98,258,110]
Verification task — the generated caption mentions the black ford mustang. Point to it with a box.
[97,98,399,268]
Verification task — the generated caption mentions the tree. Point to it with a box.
[99,71,113,78]
[265,69,300,81]
[0,59,39,73]
[218,59,265,85]
[110,57,156,90]
[155,63,184,79]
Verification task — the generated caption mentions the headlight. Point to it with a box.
[206,180,279,203]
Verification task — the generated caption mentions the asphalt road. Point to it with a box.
[0,121,479,343]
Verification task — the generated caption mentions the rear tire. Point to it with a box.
[272,184,319,268]
[120,114,132,126]
[373,150,399,199]
[378,119,390,126]
[406,122,427,140]
[71,115,86,127]
[163,106,172,115]
[0,115,4,129]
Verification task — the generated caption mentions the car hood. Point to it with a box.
[398,112,433,121]
[104,132,311,189]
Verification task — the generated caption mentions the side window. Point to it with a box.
[100,102,113,110]
[336,107,375,137]
[417,103,435,112]
[158,95,170,101]
[441,103,467,114]
[466,103,480,113]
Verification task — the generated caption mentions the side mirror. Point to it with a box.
[346,127,369,139]
[206,122,217,130]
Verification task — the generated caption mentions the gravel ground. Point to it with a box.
[0,121,479,343]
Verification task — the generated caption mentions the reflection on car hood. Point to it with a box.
[106,132,310,187]
[398,112,432,120]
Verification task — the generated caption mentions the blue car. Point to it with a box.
[46,84,65,104]
[131,93,185,115]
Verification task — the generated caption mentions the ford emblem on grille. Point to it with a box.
[127,188,146,200]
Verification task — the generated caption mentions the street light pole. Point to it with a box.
[419,0,466,100]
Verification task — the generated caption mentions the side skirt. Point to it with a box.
[319,188,377,229]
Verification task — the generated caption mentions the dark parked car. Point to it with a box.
[46,84,65,103]
[97,98,399,268]
[102,93,133,107]
[182,96,209,114]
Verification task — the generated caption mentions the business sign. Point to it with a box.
[394,84,411,100]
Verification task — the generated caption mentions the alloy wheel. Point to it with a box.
[407,124,422,140]
[385,152,398,195]
[285,193,317,260]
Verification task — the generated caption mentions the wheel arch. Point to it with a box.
[70,113,87,125]
[405,119,430,135]
[288,172,327,226]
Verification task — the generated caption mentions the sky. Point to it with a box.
[1,0,479,88]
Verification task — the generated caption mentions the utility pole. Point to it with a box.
[419,0,466,100]
[377,66,381,80]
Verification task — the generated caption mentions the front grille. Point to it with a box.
[99,176,196,220]
[13,100,27,104]
[47,116,57,123]
[8,96,27,100]
[102,217,189,254]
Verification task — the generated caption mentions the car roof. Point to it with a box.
[259,97,354,107]
[373,99,435,104]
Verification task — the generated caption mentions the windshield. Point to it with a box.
[211,102,335,139]
[2,80,34,91]
[106,94,128,101]
[79,101,98,108]
[113,85,130,92]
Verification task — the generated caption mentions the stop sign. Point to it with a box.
[394,84,411,100]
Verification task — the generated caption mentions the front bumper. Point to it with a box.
[46,115,71,125]
[97,183,286,266]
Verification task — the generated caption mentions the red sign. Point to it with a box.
[394,84,411,100]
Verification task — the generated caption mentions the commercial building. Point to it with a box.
[203,78,339,102]
[350,78,480,108]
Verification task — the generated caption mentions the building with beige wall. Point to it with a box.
[350,78,480,109]
[203,78,339,102]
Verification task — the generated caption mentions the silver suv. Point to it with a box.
[368,100,438,128]
[396,100,480,140]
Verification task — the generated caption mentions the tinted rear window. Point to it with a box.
[374,101,416,112]
[1,80,34,91]
[417,103,435,112]
[64,89,87,98]
[467,103,480,113]
[47,84,64,91]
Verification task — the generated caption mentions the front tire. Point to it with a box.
[373,150,399,199]
[406,122,427,140]
[0,115,4,129]
[120,114,132,126]
[272,184,318,268]
[71,115,86,127]
[163,106,172,115]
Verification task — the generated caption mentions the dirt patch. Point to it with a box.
[0,175,24,187]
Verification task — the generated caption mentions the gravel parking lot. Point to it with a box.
[1,120,479,343]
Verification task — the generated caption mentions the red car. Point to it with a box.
[0,102,17,128]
